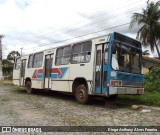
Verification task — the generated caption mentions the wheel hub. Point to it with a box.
[79,89,84,99]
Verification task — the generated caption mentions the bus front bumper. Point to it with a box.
[109,86,144,95]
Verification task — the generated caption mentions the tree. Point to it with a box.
[143,50,150,55]
[2,59,14,77]
[130,0,160,58]
[0,35,4,80]
[7,51,20,63]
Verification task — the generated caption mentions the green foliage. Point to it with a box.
[4,74,13,80]
[2,59,14,69]
[130,0,160,57]
[118,91,160,107]
[7,51,20,63]
[144,66,160,92]
[118,66,160,107]
[2,59,14,80]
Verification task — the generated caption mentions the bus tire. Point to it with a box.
[26,81,32,94]
[75,84,88,104]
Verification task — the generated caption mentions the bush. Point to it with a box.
[4,74,13,80]
[144,66,160,92]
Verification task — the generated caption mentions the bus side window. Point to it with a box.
[55,46,71,65]
[62,46,71,65]
[33,52,43,68]
[15,58,21,70]
[28,55,33,68]
[71,41,92,63]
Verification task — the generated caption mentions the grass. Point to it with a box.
[0,79,24,92]
[117,91,160,107]
[0,79,14,85]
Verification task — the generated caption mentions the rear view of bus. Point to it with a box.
[108,32,144,96]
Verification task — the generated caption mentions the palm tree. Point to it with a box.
[7,51,20,63]
[130,0,160,58]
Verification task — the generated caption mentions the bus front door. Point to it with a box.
[95,44,108,95]
[20,59,26,86]
[44,54,53,89]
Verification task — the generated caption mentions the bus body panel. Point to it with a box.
[13,69,20,86]
[26,67,44,89]
[51,64,70,92]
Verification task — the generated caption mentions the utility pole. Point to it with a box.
[20,47,23,56]
[0,35,4,80]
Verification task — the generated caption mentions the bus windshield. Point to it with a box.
[111,42,142,74]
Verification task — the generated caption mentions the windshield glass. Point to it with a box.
[111,42,142,74]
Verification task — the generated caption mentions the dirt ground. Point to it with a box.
[0,81,160,134]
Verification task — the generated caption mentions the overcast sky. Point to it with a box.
[0,0,158,58]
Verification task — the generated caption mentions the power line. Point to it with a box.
[22,4,144,50]
[37,0,144,37]
[24,22,130,50]
[5,4,144,49]
[5,0,145,46]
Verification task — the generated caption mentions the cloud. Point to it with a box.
[15,0,31,10]
[1,0,159,58]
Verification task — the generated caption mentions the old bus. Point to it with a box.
[13,32,144,104]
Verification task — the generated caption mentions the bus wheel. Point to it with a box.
[26,81,32,94]
[75,84,88,104]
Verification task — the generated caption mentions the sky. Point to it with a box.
[0,0,159,58]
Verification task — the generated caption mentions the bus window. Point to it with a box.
[131,48,141,74]
[55,48,63,65]
[28,54,33,68]
[96,50,101,66]
[62,46,71,65]
[15,58,21,70]
[104,48,108,64]
[112,42,141,73]
[71,41,92,63]
[55,46,71,65]
[118,45,131,72]
[111,43,119,70]
[33,52,43,68]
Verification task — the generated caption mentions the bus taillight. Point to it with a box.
[137,89,144,94]
[110,80,122,86]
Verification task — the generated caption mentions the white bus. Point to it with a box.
[13,32,144,104]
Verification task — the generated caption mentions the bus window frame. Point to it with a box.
[32,52,44,68]
[28,54,34,68]
[111,41,142,74]
[70,41,92,64]
[27,52,44,69]
[55,45,71,66]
